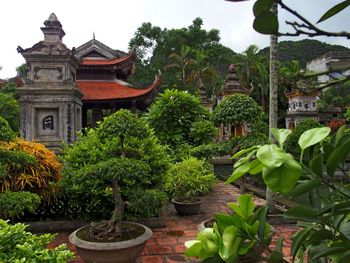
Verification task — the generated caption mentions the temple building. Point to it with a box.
[74,38,161,127]
[217,64,253,140]
[17,13,161,151]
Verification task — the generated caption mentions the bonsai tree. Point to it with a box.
[61,109,169,240]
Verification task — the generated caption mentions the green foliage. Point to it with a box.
[213,94,264,126]
[190,141,233,160]
[146,89,214,149]
[0,219,74,262]
[317,0,350,23]
[0,93,19,133]
[128,18,235,91]
[229,126,350,262]
[125,189,168,220]
[345,107,350,121]
[61,110,170,221]
[0,116,16,142]
[318,81,350,111]
[165,157,216,201]
[285,119,323,156]
[185,194,278,262]
[0,191,40,219]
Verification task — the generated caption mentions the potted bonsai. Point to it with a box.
[165,157,216,215]
[66,110,169,263]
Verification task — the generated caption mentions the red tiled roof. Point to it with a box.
[76,77,160,101]
[81,50,136,66]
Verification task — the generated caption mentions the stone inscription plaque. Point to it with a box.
[35,109,59,137]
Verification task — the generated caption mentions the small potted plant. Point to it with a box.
[66,110,169,263]
[185,194,282,262]
[165,157,216,215]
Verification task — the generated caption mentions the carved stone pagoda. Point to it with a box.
[17,13,161,152]
[218,64,253,140]
[17,13,83,153]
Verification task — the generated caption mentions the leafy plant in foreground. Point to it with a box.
[185,194,283,262]
[228,126,350,262]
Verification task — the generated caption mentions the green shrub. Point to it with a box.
[212,94,264,126]
[0,191,41,219]
[146,89,215,148]
[285,119,323,156]
[0,93,19,133]
[0,220,74,262]
[165,157,216,201]
[0,116,16,142]
[126,189,168,220]
[190,141,233,159]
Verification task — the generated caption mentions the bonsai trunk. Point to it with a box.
[89,180,124,241]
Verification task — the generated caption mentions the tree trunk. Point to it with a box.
[266,2,279,211]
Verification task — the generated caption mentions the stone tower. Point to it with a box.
[17,13,82,152]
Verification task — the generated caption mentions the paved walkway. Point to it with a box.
[49,181,298,262]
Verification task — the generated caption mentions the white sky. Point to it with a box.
[0,0,349,78]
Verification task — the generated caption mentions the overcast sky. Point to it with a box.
[0,0,349,78]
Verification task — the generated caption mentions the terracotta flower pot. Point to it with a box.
[69,221,152,263]
[171,198,202,216]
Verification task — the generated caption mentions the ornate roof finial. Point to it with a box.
[44,13,62,28]
[41,13,65,42]
[93,32,95,41]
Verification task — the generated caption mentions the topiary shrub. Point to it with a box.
[0,191,41,219]
[0,116,16,142]
[285,119,323,156]
[0,219,74,262]
[146,89,216,149]
[0,139,61,201]
[212,94,264,126]
[165,157,216,202]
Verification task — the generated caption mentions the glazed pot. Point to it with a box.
[171,198,202,216]
[69,221,152,263]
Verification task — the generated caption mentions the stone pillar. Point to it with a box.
[17,13,82,153]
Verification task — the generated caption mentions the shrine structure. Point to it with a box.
[17,13,161,152]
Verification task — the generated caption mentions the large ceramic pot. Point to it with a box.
[69,221,152,263]
[171,198,202,216]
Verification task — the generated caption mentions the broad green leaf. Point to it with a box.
[231,146,259,159]
[272,128,292,148]
[262,155,301,194]
[219,226,238,260]
[286,179,321,198]
[185,240,202,257]
[291,227,314,260]
[312,246,350,260]
[253,10,279,35]
[285,206,318,222]
[310,153,323,178]
[252,206,268,239]
[326,139,350,177]
[298,127,331,151]
[253,0,275,17]
[333,125,347,146]
[257,144,286,167]
[202,255,227,263]
[234,150,255,168]
[215,213,237,234]
[238,194,255,219]
[317,0,350,23]
[308,229,333,244]
[238,240,256,255]
[269,251,283,263]
[226,161,252,184]
[197,228,214,242]
[248,159,264,175]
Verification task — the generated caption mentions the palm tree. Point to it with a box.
[165,45,196,88]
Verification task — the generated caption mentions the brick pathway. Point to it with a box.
[49,182,298,262]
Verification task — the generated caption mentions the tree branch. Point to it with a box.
[276,0,350,39]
